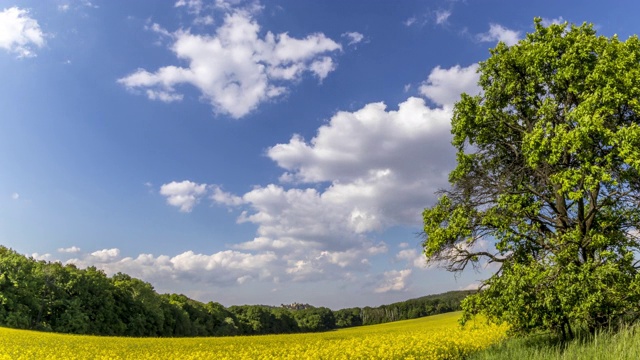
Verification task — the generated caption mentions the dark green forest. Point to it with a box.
[0,246,470,337]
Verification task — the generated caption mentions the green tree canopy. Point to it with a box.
[422,18,640,339]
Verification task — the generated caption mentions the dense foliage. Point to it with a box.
[423,18,640,339]
[0,246,468,337]
[334,291,472,328]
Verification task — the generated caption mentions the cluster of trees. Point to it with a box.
[0,246,469,337]
[334,291,472,328]
[226,306,336,335]
[423,19,640,340]
[0,246,238,336]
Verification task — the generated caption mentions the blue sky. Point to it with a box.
[1,0,639,309]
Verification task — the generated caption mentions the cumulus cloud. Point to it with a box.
[160,180,208,212]
[231,99,456,280]
[396,248,428,268]
[245,99,453,248]
[419,64,480,108]
[268,97,453,185]
[238,185,370,246]
[342,31,364,46]
[211,185,245,206]
[32,253,52,261]
[0,7,45,58]
[283,246,385,282]
[66,248,280,286]
[167,97,456,282]
[541,16,566,27]
[477,23,521,46]
[58,246,81,253]
[90,248,120,262]
[118,11,341,118]
[375,269,412,293]
[155,63,479,290]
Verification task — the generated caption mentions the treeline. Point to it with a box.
[334,290,473,328]
[0,246,469,337]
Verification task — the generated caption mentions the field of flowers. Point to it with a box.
[0,312,507,359]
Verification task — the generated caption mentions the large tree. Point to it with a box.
[422,19,640,339]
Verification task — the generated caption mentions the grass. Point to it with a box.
[0,311,507,359]
[469,323,640,360]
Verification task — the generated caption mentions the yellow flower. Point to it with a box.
[0,312,507,360]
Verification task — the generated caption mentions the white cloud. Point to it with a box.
[404,17,417,27]
[32,253,52,261]
[155,64,479,289]
[146,89,184,102]
[179,97,451,275]
[159,180,208,212]
[268,97,453,185]
[283,247,382,282]
[251,97,454,246]
[118,11,341,118]
[396,248,428,268]
[146,22,172,38]
[375,269,412,293]
[232,96,456,277]
[58,246,81,253]
[477,23,521,46]
[0,7,45,58]
[170,250,275,273]
[541,17,565,27]
[67,248,280,287]
[404,9,450,28]
[90,248,120,262]
[211,185,245,206]
[309,56,336,81]
[232,236,311,251]
[419,64,480,108]
[11,192,19,200]
[342,31,364,46]
[58,4,70,12]
[435,10,451,25]
[237,185,367,247]
[175,0,204,12]
[194,15,215,26]
[174,0,222,26]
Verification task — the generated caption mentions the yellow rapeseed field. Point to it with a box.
[0,312,507,359]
